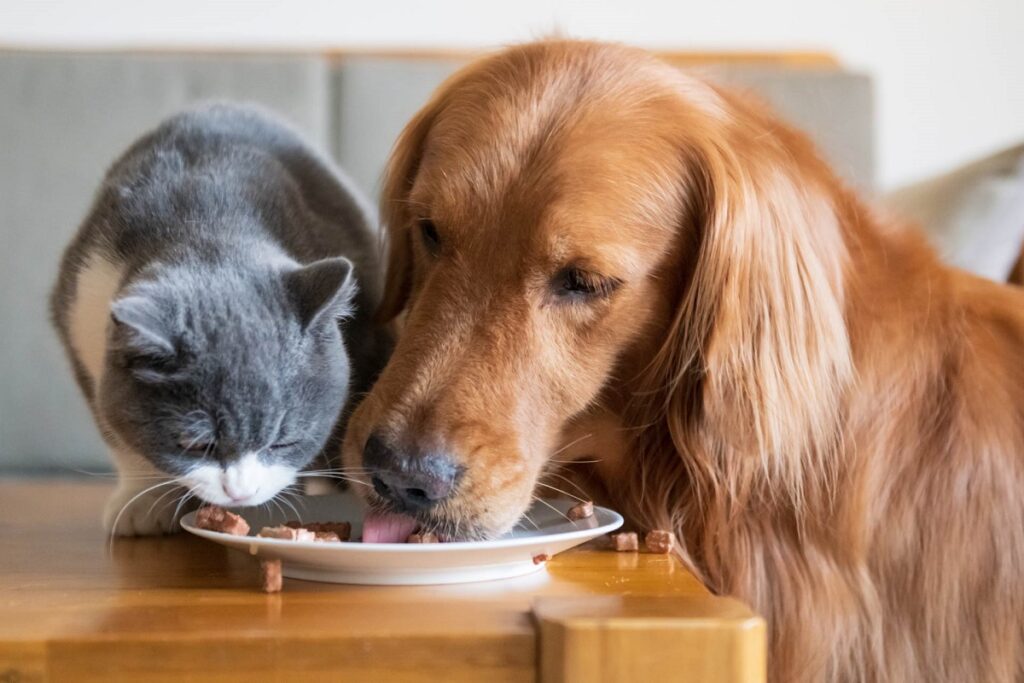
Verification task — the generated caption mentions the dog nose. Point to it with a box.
[363,433,461,512]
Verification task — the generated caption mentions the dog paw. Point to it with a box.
[103,483,186,536]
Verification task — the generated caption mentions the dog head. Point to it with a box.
[344,40,851,540]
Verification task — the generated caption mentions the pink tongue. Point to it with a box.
[362,511,419,543]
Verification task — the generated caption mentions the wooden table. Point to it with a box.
[0,480,764,682]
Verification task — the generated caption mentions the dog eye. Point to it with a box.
[418,220,441,253]
[554,267,621,301]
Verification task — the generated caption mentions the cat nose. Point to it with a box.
[223,482,258,502]
[363,433,461,512]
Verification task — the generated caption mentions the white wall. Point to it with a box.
[2,0,1022,190]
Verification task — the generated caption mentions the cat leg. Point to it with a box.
[103,447,189,536]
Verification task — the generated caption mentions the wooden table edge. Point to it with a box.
[533,595,766,683]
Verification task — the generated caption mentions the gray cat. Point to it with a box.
[51,103,390,535]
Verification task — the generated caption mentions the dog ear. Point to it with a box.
[375,95,445,323]
[639,87,854,499]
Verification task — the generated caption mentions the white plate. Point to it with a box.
[181,493,623,585]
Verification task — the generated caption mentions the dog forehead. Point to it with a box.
[420,102,682,238]
[418,58,681,207]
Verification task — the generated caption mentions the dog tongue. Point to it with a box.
[362,511,419,543]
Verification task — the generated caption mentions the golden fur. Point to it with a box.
[343,40,1024,681]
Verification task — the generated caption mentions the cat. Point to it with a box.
[51,103,391,535]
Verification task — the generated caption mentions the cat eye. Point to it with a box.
[553,266,621,302]
[270,441,300,450]
[178,439,214,454]
[418,219,441,254]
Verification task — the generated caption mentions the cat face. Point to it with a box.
[98,258,356,507]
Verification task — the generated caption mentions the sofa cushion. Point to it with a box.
[0,52,331,471]
[333,57,875,200]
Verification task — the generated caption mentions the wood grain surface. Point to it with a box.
[0,479,764,682]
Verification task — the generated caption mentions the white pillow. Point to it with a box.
[885,143,1024,281]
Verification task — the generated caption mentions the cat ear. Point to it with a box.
[109,296,178,379]
[284,257,357,329]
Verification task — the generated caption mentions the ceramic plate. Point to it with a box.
[181,492,623,585]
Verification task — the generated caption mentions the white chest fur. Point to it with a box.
[67,252,125,387]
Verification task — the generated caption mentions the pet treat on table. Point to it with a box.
[611,532,639,552]
[260,559,283,593]
[644,530,676,554]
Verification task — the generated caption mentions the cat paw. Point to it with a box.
[103,484,186,536]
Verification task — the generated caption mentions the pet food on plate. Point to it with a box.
[285,520,352,541]
[258,525,316,542]
[308,522,352,540]
[260,559,282,593]
[195,505,250,536]
[533,553,550,565]
[645,529,676,554]
[611,531,639,551]
[566,501,594,520]
[314,531,342,543]
[407,531,439,543]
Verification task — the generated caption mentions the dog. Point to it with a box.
[342,40,1024,681]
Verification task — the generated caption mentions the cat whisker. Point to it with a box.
[545,470,592,500]
[302,468,371,474]
[146,484,183,520]
[531,495,572,523]
[171,490,195,525]
[107,479,180,551]
[518,510,541,531]
[535,481,588,504]
[274,492,302,520]
[68,468,168,480]
[295,473,371,487]
[548,433,594,459]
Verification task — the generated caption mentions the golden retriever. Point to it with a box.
[342,40,1024,681]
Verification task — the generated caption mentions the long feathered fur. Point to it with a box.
[358,40,1024,681]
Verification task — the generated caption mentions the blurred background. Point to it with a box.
[4,0,1023,189]
[1,0,1022,473]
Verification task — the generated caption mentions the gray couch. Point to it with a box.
[0,51,873,472]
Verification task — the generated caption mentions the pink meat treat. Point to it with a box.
[407,532,439,543]
[566,501,594,520]
[258,525,316,542]
[611,532,639,552]
[284,521,352,541]
[195,506,250,536]
[260,559,282,593]
[309,522,352,540]
[645,530,676,554]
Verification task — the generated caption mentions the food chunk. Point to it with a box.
[611,532,639,552]
[313,531,341,543]
[533,553,550,565]
[308,522,352,540]
[258,525,316,542]
[260,559,282,593]
[284,521,352,541]
[644,529,676,554]
[195,506,250,536]
[566,501,594,520]
[407,531,439,543]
